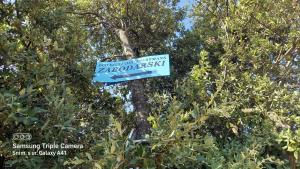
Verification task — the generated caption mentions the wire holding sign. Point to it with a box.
[93,54,170,82]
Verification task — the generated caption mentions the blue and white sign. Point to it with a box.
[93,54,170,82]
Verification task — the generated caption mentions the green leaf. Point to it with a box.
[85,152,93,161]
[287,146,295,152]
[115,121,122,135]
[19,88,26,96]
[94,163,102,169]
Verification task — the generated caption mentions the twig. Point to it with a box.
[207,65,227,108]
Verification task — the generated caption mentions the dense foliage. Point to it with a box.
[0,0,299,168]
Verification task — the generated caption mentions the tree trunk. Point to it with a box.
[116,29,151,139]
[287,151,296,169]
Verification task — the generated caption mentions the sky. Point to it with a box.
[178,0,195,30]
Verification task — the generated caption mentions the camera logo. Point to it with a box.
[12,133,32,141]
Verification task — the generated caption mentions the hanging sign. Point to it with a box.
[93,54,170,82]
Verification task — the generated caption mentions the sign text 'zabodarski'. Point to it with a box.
[93,54,170,82]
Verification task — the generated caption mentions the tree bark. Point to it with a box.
[287,151,296,169]
[116,29,151,139]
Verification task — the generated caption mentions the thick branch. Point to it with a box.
[115,29,134,57]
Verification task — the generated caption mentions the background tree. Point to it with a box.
[1,0,299,168]
[0,0,123,168]
[144,0,300,168]
[71,0,185,139]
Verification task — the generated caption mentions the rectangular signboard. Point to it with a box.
[93,54,170,83]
